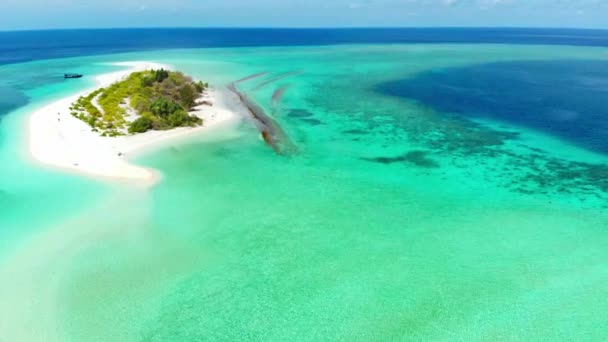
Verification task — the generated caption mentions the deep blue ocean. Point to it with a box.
[3,28,608,66]
[378,59,608,154]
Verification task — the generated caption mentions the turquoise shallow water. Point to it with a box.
[1,44,607,341]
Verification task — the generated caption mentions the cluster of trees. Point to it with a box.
[141,68,169,87]
[129,97,201,133]
[70,68,208,136]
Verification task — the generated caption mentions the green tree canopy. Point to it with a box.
[150,97,182,118]
[71,68,206,136]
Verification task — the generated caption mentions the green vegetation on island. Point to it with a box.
[70,69,208,136]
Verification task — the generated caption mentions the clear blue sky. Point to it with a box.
[2,0,608,31]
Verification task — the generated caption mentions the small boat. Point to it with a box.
[64,73,83,79]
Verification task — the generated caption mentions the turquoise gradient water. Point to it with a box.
[1,44,607,341]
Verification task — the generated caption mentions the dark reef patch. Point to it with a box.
[302,64,608,207]
[377,59,608,154]
[288,109,315,118]
[364,150,439,168]
[300,118,324,126]
[286,108,323,125]
[343,129,368,135]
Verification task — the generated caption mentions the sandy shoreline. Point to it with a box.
[27,61,242,186]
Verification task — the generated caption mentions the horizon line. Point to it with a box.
[2,25,608,34]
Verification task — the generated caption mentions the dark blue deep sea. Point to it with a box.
[378,60,608,154]
[3,28,608,66]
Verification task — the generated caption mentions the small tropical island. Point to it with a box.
[70,68,208,136]
[29,61,241,184]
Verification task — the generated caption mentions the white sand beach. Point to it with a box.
[27,61,242,186]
